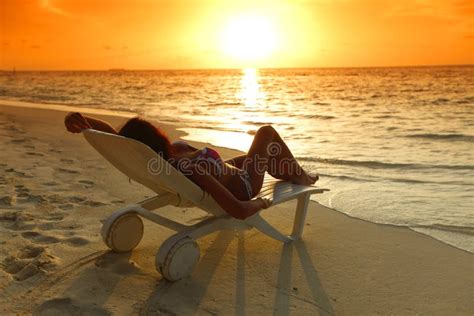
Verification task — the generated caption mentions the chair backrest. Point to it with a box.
[83,129,222,211]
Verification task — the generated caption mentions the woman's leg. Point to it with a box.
[225,154,247,168]
[242,125,317,195]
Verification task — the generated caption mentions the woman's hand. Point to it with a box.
[238,197,272,220]
[64,112,92,133]
[182,164,272,220]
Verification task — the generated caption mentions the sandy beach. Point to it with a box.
[0,101,472,315]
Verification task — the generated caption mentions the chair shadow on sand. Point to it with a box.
[32,251,133,315]
[274,241,334,315]
[140,230,235,314]
[141,230,334,315]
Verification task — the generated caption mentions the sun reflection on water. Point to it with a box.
[239,68,264,107]
[182,68,270,151]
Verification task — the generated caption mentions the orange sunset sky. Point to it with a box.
[0,0,473,70]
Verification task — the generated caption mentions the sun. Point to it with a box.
[220,14,278,62]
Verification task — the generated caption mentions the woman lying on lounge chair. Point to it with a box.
[64,112,318,220]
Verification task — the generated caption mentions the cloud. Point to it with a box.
[30,45,41,49]
[40,0,71,17]
[103,45,112,50]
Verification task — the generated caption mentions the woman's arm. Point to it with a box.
[82,116,118,134]
[185,164,270,219]
[64,112,117,134]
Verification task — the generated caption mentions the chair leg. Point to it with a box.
[290,193,310,240]
[186,217,229,240]
[246,214,293,243]
[137,193,179,210]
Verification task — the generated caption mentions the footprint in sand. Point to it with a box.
[17,245,47,260]
[0,195,16,207]
[21,231,90,247]
[40,212,64,221]
[49,149,62,153]
[17,193,48,204]
[95,253,143,275]
[64,236,90,247]
[26,152,44,157]
[21,231,61,244]
[15,185,30,198]
[81,200,107,207]
[36,222,56,231]
[68,196,85,203]
[34,297,111,316]
[0,211,36,231]
[1,211,29,222]
[13,187,56,207]
[9,138,28,144]
[60,158,74,164]
[58,203,74,210]
[63,196,107,207]
[57,168,79,174]
[2,208,81,232]
[37,221,82,231]
[41,181,59,187]
[45,194,69,205]
[5,168,32,178]
[5,125,26,134]
[0,245,57,281]
[78,179,94,188]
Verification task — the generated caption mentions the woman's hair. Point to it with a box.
[118,117,171,160]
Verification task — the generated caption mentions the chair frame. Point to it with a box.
[82,129,328,281]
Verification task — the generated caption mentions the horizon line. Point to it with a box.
[1,63,473,72]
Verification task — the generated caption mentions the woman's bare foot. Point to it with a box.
[291,172,318,186]
[308,172,319,184]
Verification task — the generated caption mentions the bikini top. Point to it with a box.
[172,141,223,177]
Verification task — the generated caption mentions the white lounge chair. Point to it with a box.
[82,129,329,281]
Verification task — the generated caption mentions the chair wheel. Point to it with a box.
[103,213,144,253]
[156,236,200,282]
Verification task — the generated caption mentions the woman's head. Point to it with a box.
[119,117,171,160]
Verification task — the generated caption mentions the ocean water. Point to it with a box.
[1,66,473,252]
